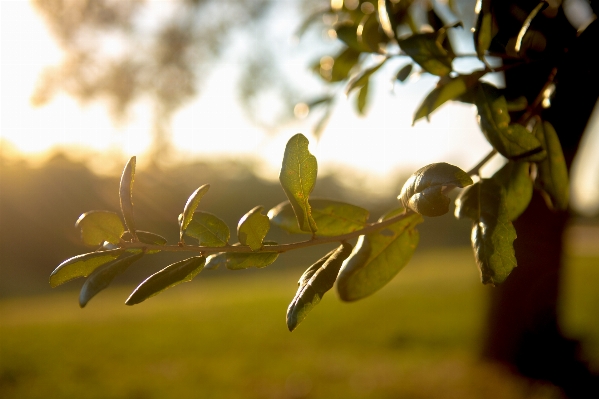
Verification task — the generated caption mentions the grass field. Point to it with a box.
[1,248,597,399]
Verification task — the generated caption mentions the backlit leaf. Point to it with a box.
[125,256,205,305]
[398,32,453,76]
[473,0,494,61]
[335,22,371,52]
[475,83,545,161]
[506,96,528,112]
[180,184,210,241]
[331,47,361,82]
[413,71,485,124]
[514,2,547,54]
[119,156,137,241]
[204,252,227,270]
[287,242,353,331]
[205,242,280,271]
[185,212,230,247]
[268,199,369,236]
[399,163,473,217]
[492,161,533,221]
[75,211,125,246]
[337,209,423,301]
[356,81,369,115]
[79,251,144,308]
[346,58,387,96]
[237,206,270,251]
[455,179,517,285]
[395,64,413,82]
[226,251,279,270]
[49,249,123,288]
[279,134,318,233]
[535,121,569,210]
[377,0,395,39]
[122,230,167,254]
[305,95,334,110]
[358,13,387,52]
[122,230,167,245]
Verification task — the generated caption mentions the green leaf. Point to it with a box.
[122,230,167,245]
[473,0,494,61]
[226,251,279,270]
[122,230,167,254]
[331,47,361,82]
[184,212,230,247]
[398,32,453,76]
[398,163,473,217]
[455,179,517,285]
[337,209,423,301]
[75,211,125,246]
[346,58,387,96]
[305,95,334,110]
[506,96,528,112]
[475,83,546,161]
[356,81,369,115]
[287,242,353,331]
[79,251,144,308]
[492,161,533,221]
[413,71,485,124]
[279,134,318,233]
[237,206,270,251]
[204,253,227,270]
[180,184,210,241]
[514,2,547,54]
[396,64,413,82]
[49,249,123,288]
[119,156,138,241]
[358,13,387,52]
[377,0,396,39]
[534,121,569,210]
[268,199,369,236]
[125,256,205,305]
[204,242,279,271]
[335,22,371,52]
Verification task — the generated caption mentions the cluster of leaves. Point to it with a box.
[50,133,472,331]
[298,1,571,275]
[50,1,572,331]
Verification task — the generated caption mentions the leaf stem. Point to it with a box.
[120,211,409,255]
[467,149,498,176]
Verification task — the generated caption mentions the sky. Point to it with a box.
[1,0,598,214]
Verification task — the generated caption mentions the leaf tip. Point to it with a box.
[124,295,138,306]
[286,315,298,332]
[78,296,88,308]
[49,275,59,288]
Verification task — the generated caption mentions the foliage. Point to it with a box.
[50,0,578,331]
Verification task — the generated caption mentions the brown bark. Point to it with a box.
[483,3,599,397]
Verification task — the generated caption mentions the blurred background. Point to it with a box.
[1,0,598,398]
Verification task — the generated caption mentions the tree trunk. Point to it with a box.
[482,3,599,397]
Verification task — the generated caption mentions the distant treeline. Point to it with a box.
[0,153,471,297]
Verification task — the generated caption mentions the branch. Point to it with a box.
[119,150,498,256]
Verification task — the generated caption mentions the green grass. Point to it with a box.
[1,248,597,399]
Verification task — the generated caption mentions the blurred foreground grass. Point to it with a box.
[1,248,597,399]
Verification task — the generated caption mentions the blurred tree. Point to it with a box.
[34,0,598,397]
[31,0,274,162]
[478,2,599,397]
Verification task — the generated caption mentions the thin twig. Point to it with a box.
[119,149,499,256]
